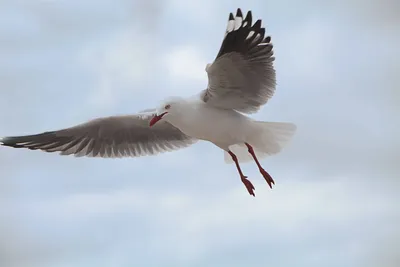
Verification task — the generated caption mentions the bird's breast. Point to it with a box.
[169,106,251,144]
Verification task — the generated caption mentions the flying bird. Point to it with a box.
[0,8,296,196]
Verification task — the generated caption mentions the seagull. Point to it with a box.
[0,8,296,196]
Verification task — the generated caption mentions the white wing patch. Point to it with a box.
[246,31,255,40]
[226,19,235,33]
[234,16,242,30]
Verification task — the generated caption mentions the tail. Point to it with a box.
[224,121,297,164]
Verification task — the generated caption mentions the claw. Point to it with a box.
[260,168,275,189]
[245,143,275,190]
[228,150,256,197]
[241,176,255,196]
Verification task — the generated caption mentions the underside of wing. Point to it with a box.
[0,111,197,158]
[201,8,276,114]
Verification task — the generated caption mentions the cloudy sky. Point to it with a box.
[0,0,399,267]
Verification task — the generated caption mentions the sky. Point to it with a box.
[0,0,399,267]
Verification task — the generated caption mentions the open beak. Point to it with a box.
[149,112,167,127]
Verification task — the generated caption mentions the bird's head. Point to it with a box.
[149,97,183,127]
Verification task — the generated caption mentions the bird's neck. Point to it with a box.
[165,101,195,128]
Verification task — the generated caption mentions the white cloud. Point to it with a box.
[166,0,220,26]
[336,0,400,29]
[274,16,337,86]
[164,45,208,83]
[6,175,394,266]
[79,29,157,108]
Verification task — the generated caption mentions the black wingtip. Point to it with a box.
[236,8,243,18]
[216,8,272,60]
[245,10,252,19]
[244,10,252,26]
[0,137,20,148]
[259,28,265,38]
[0,137,7,146]
[253,19,262,29]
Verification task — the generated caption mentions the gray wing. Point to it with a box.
[0,110,197,158]
[200,8,276,114]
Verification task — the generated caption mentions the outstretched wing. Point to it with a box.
[0,110,197,158]
[201,8,276,114]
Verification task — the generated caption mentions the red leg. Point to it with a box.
[245,143,275,189]
[228,151,255,197]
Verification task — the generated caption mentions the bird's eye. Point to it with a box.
[164,104,171,110]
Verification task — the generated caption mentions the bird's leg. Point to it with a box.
[228,150,255,197]
[245,143,275,189]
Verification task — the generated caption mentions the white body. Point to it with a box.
[161,96,296,163]
[166,98,255,148]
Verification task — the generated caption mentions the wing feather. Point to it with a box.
[0,111,197,158]
[201,8,276,114]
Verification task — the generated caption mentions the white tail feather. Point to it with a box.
[224,121,296,164]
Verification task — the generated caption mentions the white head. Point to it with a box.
[149,96,184,127]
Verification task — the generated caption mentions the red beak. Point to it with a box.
[149,112,167,127]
